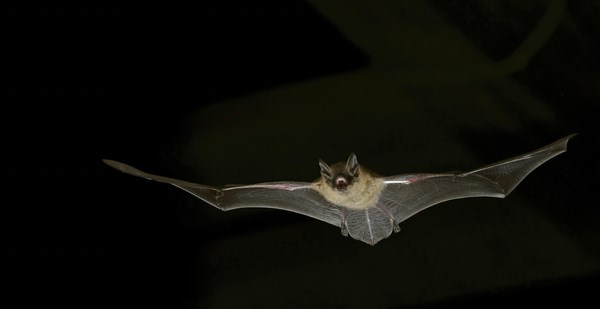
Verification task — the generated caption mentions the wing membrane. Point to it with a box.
[220,184,341,226]
[381,134,575,223]
[103,160,341,227]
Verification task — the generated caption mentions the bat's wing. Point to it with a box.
[380,134,575,224]
[103,160,342,227]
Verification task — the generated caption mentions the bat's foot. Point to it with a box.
[340,209,349,236]
[340,224,349,237]
[393,221,401,233]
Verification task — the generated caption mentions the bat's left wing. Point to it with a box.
[379,134,575,225]
[103,160,342,227]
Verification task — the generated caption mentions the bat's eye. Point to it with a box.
[335,176,348,191]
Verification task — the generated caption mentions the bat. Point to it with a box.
[104,134,575,245]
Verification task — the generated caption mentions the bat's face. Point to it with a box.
[317,153,385,211]
[319,153,360,192]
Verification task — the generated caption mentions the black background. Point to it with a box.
[2,1,599,308]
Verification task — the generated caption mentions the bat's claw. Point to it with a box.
[340,223,349,237]
[339,209,349,236]
[393,221,401,233]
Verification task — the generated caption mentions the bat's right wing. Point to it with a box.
[218,183,342,226]
[380,134,575,225]
[103,160,342,227]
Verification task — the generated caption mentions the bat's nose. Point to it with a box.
[335,176,348,191]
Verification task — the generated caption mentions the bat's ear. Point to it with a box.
[346,153,360,177]
[319,159,333,180]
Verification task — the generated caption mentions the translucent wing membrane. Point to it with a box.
[344,207,395,246]
[382,134,575,224]
[103,160,221,205]
[103,160,341,226]
[220,184,342,226]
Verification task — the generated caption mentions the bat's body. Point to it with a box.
[105,134,575,245]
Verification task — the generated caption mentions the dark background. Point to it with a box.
[2,1,599,308]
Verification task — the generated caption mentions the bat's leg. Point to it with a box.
[392,221,401,233]
[376,203,401,233]
[214,190,226,210]
[340,208,349,237]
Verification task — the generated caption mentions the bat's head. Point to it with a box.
[319,153,360,192]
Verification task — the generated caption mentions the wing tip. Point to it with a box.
[528,133,576,158]
[103,159,130,172]
[563,132,577,148]
[102,159,149,179]
[550,133,577,154]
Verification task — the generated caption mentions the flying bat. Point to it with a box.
[104,134,575,245]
